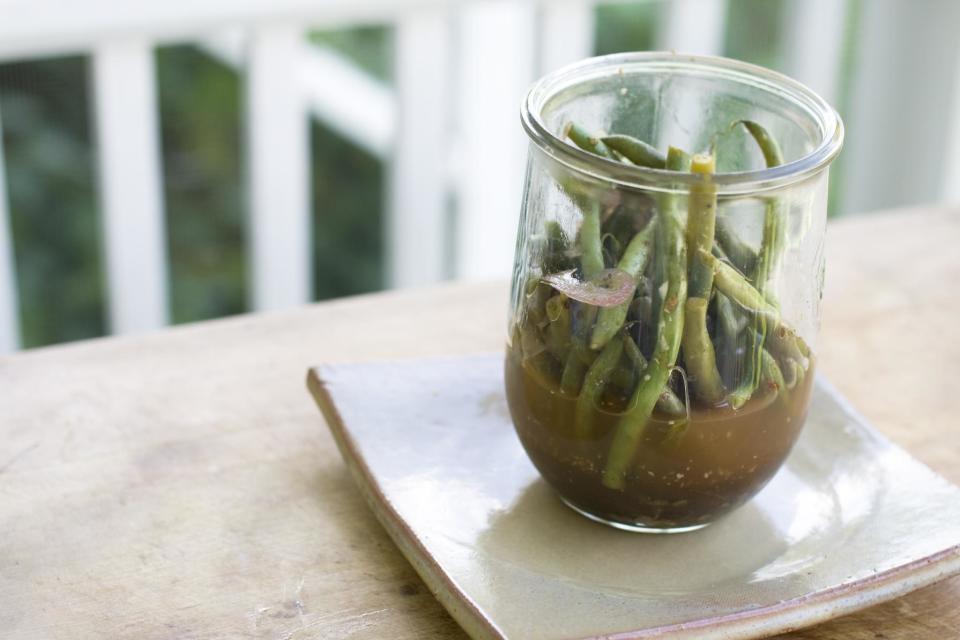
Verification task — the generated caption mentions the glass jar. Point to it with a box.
[505,53,843,533]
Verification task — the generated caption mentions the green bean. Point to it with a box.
[714,292,743,389]
[727,325,764,410]
[522,352,562,392]
[519,315,546,357]
[601,134,667,168]
[575,336,624,437]
[544,294,572,361]
[590,220,657,350]
[522,280,551,328]
[716,292,744,339]
[760,349,786,395]
[560,300,599,395]
[646,147,690,355]
[715,218,757,275]
[737,120,784,167]
[608,366,635,391]
[767,324,808,364]
[701,248,811,391]
[560,345,589,396]
[565,122,615,159]
[698,249,779,324]
[565,123,610,280]
[543,220,573,273]
[708,120,782,307]
[681,153,725,404]
[611,149,635,165]
[780,358,801,390]
[686,153,719,298]
[683,297,726,404]
[740,120,785,295]
[621,332,685,416]
[579,201,605,279]
[602,147,689,490]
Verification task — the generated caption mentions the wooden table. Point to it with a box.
[2,207,958,639]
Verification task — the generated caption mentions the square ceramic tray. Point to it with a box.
[307,353,960,640]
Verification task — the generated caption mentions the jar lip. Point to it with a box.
[521,52,845,195]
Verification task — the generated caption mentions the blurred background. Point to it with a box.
[1,0,958,352]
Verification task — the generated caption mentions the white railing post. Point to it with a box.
[0,108,20,352]
[454,0,536,281]
[780,0,849,108]
[538,0,595,75]
[388,8,451,288]
[92,39,169,334]
[656,0,729,56]
[246,25,311,310]
[841,0,960,215]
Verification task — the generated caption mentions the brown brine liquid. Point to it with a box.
[504,341,815,529]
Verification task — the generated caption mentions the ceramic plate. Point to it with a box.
[307,353,960,640]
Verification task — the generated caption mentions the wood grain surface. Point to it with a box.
[1,206,957,639]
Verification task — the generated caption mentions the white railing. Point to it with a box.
[1,0,959,352]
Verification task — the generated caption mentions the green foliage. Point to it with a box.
[311,120,384,300]
[0,57,105,347]
[307,25,391,300]
[157,45,247,324]
[310,26,394,82]
[594,3,659,54]
[724,0,784,70]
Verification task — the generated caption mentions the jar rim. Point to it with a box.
[521,52,845,195]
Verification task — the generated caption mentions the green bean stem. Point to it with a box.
[602,147,689,490]
[590,220,657,350]
[682,153,725,404]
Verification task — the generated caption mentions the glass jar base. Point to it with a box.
[560,496,712,534]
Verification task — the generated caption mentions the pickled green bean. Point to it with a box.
[715,218,757,275]
[697,249,779,324]
[683,297,725,404]
[601,134,667,168]
[737,120,784,167]
[621,332,685,416]
[544,294,572,361]
[646,147,690,355]
[565,122,615,159]
[579,203,605,280]
[590,220,656,350]
[575,336,624,437]
[602,148,689,490]
[682,153,725,404]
